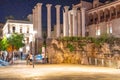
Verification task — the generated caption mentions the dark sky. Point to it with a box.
[0,0,105,26]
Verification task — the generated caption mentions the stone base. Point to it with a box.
[35,38,44,54]
[46,38,53,46]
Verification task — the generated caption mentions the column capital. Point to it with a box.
[46,4,52,7]
[64,6,69,12]
[37,3,43,7]
[72,7,77,10]
[81,7,86,10]
[55,5,61,8]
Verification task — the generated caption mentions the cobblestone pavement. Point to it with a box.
[0,60,120,80]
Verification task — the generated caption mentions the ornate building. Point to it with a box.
[2,19,33,53]
[64,0,120,37]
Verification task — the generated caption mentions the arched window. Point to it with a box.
[94,12,98,24]
[104,9,110,21]
[89,13,93,25]
[110,7,116,19]
[100,10,104,22]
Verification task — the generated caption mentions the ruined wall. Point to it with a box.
[46,38,120,67]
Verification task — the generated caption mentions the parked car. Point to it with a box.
[0,59,9,66]
[35,54,42,63]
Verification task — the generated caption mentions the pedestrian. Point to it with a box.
[4,51,8,61]
[20,52,23,60]
[29,53,33,64]
[26,52,33,65]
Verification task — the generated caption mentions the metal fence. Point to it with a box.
[88,57,120,68]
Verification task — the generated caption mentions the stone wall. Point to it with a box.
[46,38,120,66]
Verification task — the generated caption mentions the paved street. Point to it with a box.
[0,60,120,80]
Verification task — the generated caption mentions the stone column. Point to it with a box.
[55,5,61,38]
[37,3,42,38]
[110,9,112,20]
[81,7,86,37]
[63,6,69,37]
[33,7,37,32]
[46,4,52,38]
[68,11,72,37]
[98,11,100,23]
[32,9,35,31]
[35,6,38,32]
[77,11,81,37]
[73,8,77,36]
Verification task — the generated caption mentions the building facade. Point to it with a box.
[63,0,120,37]
[0,22,4,38]
[3,19,33,53]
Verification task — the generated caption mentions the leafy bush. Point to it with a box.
[67,43,75,52]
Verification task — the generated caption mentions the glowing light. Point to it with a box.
[19,48,23,52]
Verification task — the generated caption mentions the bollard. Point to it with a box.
[95,58,97,66]
[101,59,104,66]
[109,60,112,67]
[89,57,92,65]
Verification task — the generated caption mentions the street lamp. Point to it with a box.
[32,31,37,68]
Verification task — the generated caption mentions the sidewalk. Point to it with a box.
[0,60,120,80]
[14,60,26,64]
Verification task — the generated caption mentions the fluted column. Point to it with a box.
[63,6,69,37]
[46,4,52,38]
[55,5,61,38]
[33,7,37,32]
[37,3,42,38]
[32,9,35,31]
[77,11,81,37]
[81,7,86,37]
[68,11,72,37]
[73,8,77,36]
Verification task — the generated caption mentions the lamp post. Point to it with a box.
[43,33,47,63]
[32,31,37,68]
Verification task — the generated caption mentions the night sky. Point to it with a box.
[0,0,106,26]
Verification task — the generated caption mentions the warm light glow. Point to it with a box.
[32,31,37,35]
[6,34,11,38]
[2,65,120,78]
[26,46,30,51]
[19,48,23,52]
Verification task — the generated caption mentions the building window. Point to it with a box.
[20,27,22,33]
[110,23,112,34]
[27,27,29,33]
[96,26,100,36]
[107,22,112,34]
[12,26,15,33]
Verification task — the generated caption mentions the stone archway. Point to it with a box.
[99,10,104,22]
[88,13,93,25]
[116,5,120,18]
[104,8,110,21]
[110,6,116,19]
[93,12,98,24]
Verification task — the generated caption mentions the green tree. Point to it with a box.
[0,37,9,51]
[7,33,25,51]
